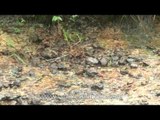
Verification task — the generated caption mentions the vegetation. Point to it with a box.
[2,15,158,63]
[6,39,25,64]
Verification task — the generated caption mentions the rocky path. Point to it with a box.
[1,16,160,105]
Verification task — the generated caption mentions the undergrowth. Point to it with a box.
[6,39,26,64]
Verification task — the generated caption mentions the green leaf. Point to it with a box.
[13,28,21,34]
[72,15,78,18]
[70,15,78,21]
[6,39,15,48]
[52,16,63,22]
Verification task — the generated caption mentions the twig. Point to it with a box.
[45,54,69,62]
[34,76,45,83]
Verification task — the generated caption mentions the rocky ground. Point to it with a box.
[1,16,160,105]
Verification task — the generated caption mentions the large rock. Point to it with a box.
[85,67,98,77]
[118,57,127,65]
[100,57,108,66]
[50,63,58,69]
[126,58,135,63]
[91,82,104,91]
[112,56,119,61]
[86,57,99,65]
[130,63,138,68]
[111,61,119,67]
[49,63,58,74]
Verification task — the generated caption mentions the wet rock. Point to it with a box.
[118,57,127,65]
[134,57,143,62]
[91,82,104,91]
[126,58,135,63]
[120,70,128,75]
[57,63,69,71]
[51,69,58,74]
[100,57,108,66]
[85,67,98,77]
[112,56,119,61]
[130,63,138,68]
[111,56,120,67]
[111,61,119,67]
[116,51,126,58]
[49,63,58,74]
[9,79,21,88]
[50,63,58,69]
[11,67,22,77]
[86,57,99,65]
